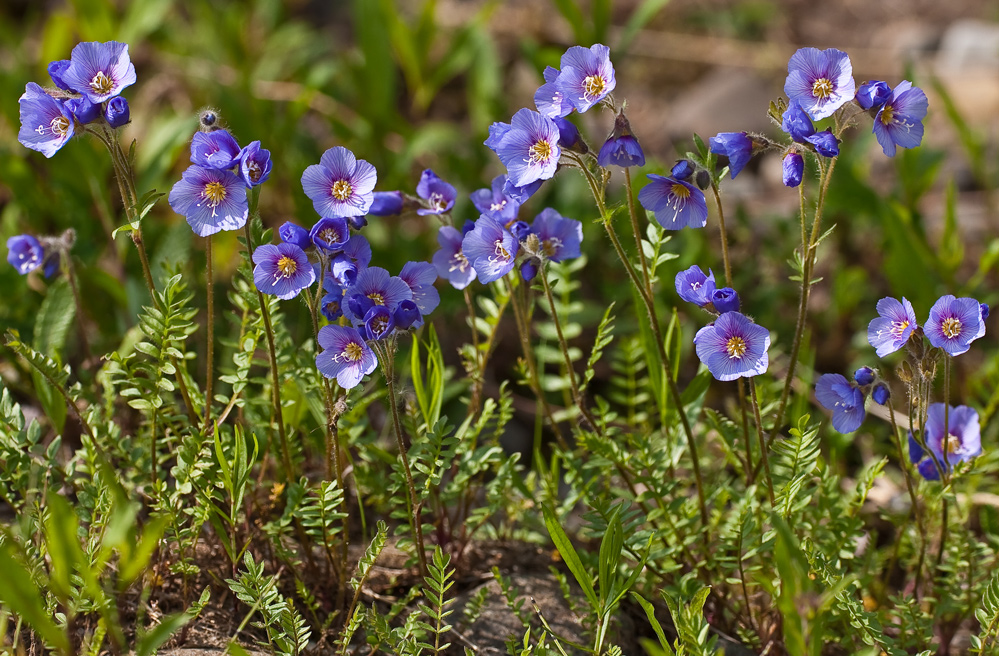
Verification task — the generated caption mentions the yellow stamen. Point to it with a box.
[946,434,962,455]
[890,320,909,337]
[543,238,563,258]
[726,336,747,359]
[90,71,114,95]
[203,181,227,206]
[276,256,297,278]
[529,140,553,164]
[880,104,895,126]
[367,292,385,305]
[671,183,691,200]
[344,342,363,362]
[812,77,833,99]
[50,116,70,137]
[583,74,606,99]
[493,241,510,260]
[941,317,962,339]
[331,179,353,201]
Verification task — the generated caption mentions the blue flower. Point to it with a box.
[711,287,740,314]
[872,383,890,406]
[18,83,74,158]
[394,300,422,331]
[310,217,350,253]
[341,266,413,324]
[62,40,137,104]
[508,220,532,242]
[279,222,311,250]
[535,66,574,119]
[815,373,865,433]
[675,265,716,306]
[320,275,344,321]
[782,152,804,187]
[7,235,45,275]
[416,169,457,216]
[908,434,940,481]
[369,191,403,216]
[856,81,891,110]
[784,47,855,120]
[399,261,441,320]
[47,60,73,90]
[554,117,586,153]
[868,297,917,357]
[709,132,754,179]
[66,97,100,124]
[910,403,982,479]
[693,312,770,381]
[671,160,694,181]
[238,141,272,187]
[925,295,985,356]
[496,108,561,188]
[330,235,372,286]
[105,97,130,128]
[503,177,544,205]
[432,226,476,290]
[873,81,927,158]
[781,100,815,142]
[637,175,708,230]
[462,216,519,284]
[854,366,875,387]
[597,112,645,168]
[363,305,395,340]
[484,121,511,153]
[531,208,582,262]
[316,325,377,389]
[555,44,616,113]
[471,175,521,224]
[252,243,316,300]
[191,130,241,170]
[168,165,248,237]
[302,146,377,218]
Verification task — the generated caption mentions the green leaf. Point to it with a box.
[542,504,599,612]
[0,541,71,653]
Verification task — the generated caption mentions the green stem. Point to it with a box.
[204,235,215,430]
[623,167,653,292]
[463,287,484,416]
[749,379,775,505]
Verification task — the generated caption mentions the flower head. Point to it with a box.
[104,97,130,128]
[873,81,927,158]
[908,434,940,481]
[925,295,985,356]
[471,175,521,224]
[66,96,100,124]
[18,83,75,158]
[856,81,891,110]
[320,275,344,321]
[555,44,616,113]
[495,108,561,188]
[531,208,582,262]
[709,132,754,179]
[554,117,586,153]
[638,175,708,230]
[416,169,457,216]
[782,152,804,187]
[872,383,890,405]
[598,111,645,168]
[781,100,815,142]
[330,235,372,286]
[432,226,476,290]
[462,216,519,284]
[867,296,917,357]
[341,266,413,323]
[310,217,350,253]
[815,373,866,433]
[399,261,441,321]
[239,141,272,187]
[914,403,982,479]
[503,177,544,205]
[394,300,422,331]
[168,165,248,237]
[191,130,241,170]
[535,66,574,119]
[279,222,311,250]
[363,305,395,340]
[784,47,855,120]
[369,191,403,216]
[252,243,316,300]
[7,235,45,275]
[854,366,876,387]
[675,265,716,306]
[62,40,136,103]
[302,146,377,218]
[806,130,839,157]
[711,287,740,314]
[315,325,377,389]
[693,312,770,381]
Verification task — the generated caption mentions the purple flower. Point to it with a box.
[535,66,574,119]
[711,287,740,314]
[556,44,616,113]
[784,47,855,121]
[872,384,890,405]
[709,132,754,179]
[252,243,316,300]
[363,305,395,340]
[47,60,72,90]
[783,152,804,187]
[18,83,74,158]
[908,434,940,481]
[471,175,521,223]
[509,220,532,242]
[781,100,815,143]
[279,222,311,250]
[62,40,137,104]
[238,141,272,187]
[310,217,350,253]
[675,265,716,306]
[520,259,539,282]
[638,175,708,230]
[807,130,839,157]
[302,146,377,218]
[7,235,44,275]
[432,226,476,290]
[671,160,694,181]
[416,169,457,216]
[598,111,645,168]
[315,325,378,389]
[168,165,248,237]
[320,276,344,321]
[503,177,544,205]
[925,295,986,356]
[693,312,770,381]
[394,300,421,331]
[369,191,403,216]
[854,366,875,387]
[981,303,990,321]
[873,81,928,158]
[484,121,511,153]
[191,130,241,170]
[867,296,917,357]
[330,235,372,286]
[462,217,519,284]
[399,261,441,318]
[554,117,586,152]
[815,373,865,433]
[66,96,100,124]
[856,81,891,110]
[105,97,129,128]
[496,108,561,188]
[916,403,982,478]
[341,266,413,323]
[531,208,582,262]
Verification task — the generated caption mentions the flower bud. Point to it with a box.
[104,97,130,128]
[671,159,694,181]
[695,169,711,190]
[711,287,740,314]
[554,117,587,154]
[279,222,312,250]
[872,383,890,405]
[854,366,875,387]
[509,220,532,242]
[596,111,644,168]
[66,97,101,124]
[783,152,804,188]
[369,191,404,216]
[47,60,73,90]
[520,258,539,282]
[393,300,421,331]
[856,81,891,110]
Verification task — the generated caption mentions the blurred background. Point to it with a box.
[3,0,999,458]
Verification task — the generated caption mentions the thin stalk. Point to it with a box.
[463,287,484,416]
[708,183,733,285]
[623,168,653,291]
[749,379,775,505]
[204,235,215,430]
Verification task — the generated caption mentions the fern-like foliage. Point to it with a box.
[226,552,311,656]
[416,547,456,655]
[972,569,999,653]
[770,415,821,516]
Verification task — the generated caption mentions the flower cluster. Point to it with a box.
[6,234,61,277]
[868,295,987,358]
[675,265,770,381]
[169,129,271,237]
[638,161,708,231]
[815,366,890,434]
[18,41,137,158]
[908,404,981,481]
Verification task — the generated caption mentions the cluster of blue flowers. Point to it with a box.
[18,41,136,158]
[816,295,988,479]
[6,235,60,278]
[675,265,770,381]
[168,128,271,237]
